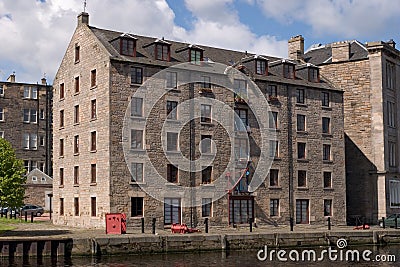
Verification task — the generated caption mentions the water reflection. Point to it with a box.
[1,245,399,266]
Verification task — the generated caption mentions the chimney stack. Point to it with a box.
[41,77,47,85]
[77,12,89,26]
[288,35,304,61]
[7,73,15,83]
[332,41,350,62]
[387,39,396,49]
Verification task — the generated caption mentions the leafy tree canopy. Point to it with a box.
[0,138,26,208]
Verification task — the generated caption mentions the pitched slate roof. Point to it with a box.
[304,40,368,65]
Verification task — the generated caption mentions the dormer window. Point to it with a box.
[283,64,295,79]
[256,60,267,75]
[309,68,319,82]
[190,49,203,65]
[156,44,170,61]
[120,38,136,56]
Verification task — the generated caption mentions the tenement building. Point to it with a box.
[294,35,400,224]
[52,12,346,228]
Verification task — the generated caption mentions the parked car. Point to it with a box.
[379,214,400,228]
[18,205,44,217]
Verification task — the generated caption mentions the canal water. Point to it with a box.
[2,245,400,266]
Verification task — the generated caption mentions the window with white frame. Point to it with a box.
[256,60,267,75]
[23,109,37,123]
[0,108,3,121]
[389,141,397,167]
[131,162,143,183]
[40,109,45,120]
[32,176,37,182]
[131,129,143,149]
[166,101,178,120]
[131,97,143,117]
[24,160,30,173]
[23,86,37,99]
[0,85,3,96]
[166,71,177,89]
[39,162,45,172]
[22,133,37,150]
[389,180,400,207]
[39,136,45,146]
[388,101,396,128]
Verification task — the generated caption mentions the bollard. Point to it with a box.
[30,212,34,223]
[382,217,385,229]
[328,217,331,230]
[141,217,145,233]
[152,218,156,234]
[396,215,398,229]
[204,218,209,234]
[290,218,294,231]
[25,212,27,222]
[249,218,253,233]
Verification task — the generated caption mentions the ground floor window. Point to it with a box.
[202,198,212,217]
[91,197,96,217]
[296,199,309,224]
[324,199,332,216]
[131,197,143,217]
[164,198,181,225]
[229,197,254,224]
[74,197,79,216]
[389,180,400,208]
[59,198,64,215]
[270,199,279,217]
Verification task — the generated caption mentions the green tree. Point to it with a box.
[0,138,26,209]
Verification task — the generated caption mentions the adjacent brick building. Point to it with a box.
[295,35,400,224]
[52,13,346,229]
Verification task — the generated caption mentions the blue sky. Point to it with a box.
[0,0,399,83]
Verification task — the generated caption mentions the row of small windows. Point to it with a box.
[0,108,45,123]
[22,133,45,150]
[59,197,97,217]
[269,169,333,189]
[59,131,96,156]
[24,160,45,174]
[59,100,96,128]
[59,70,97,100]
[59,163,97,186]
[269,112,332,134]
[269,199,333,218]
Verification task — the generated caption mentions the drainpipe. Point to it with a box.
[287,85,294,230]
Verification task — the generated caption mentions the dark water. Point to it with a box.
[2,245,400,266]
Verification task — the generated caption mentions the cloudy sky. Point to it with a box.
[0,0,399,84]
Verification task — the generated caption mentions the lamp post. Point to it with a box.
[47,193,53,220]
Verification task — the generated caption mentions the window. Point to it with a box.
[202,198,212,217]
[267,85,277,98]
[298,170,307,187]
[156,44,170,61]
[0,85,3,96]
[323,172,332,188]
[131,67,143,84]
[91,99,97,119]
[24,160,30,174]
[0,108,3,121]
[322,117,331,134]
[201,104,211,123]
[32,176,37,182]
[390,180,400,207]
[23,86,37,99]
[0,131,4,138]
[389,141,397,167]
[234,138,249,160]
[74,166,79,185]
[297,114,306,132]
[167,164,178,183]
[91,69,96,87]
[201,76,211,89]
[22,133,37,150]
[269,111,278,129]
[31,161,37,170]
[234,79,247,101]
[23,133,29,149]
[283,64,295,79]
[74,197,79,216]
[59,110,64,128]
[40,109,45,120]
[23,109,37,123]
[59,198,64,215]
[131,197,144,217]
[38,162,45,172]
[190,49,202,64]
[166,101,178,120]
[296,89,305,104]
[23,109,29,122]
[386,61,395,90]
[131,130,143,149]
[269,140,279,158]
[121,38,135,56]
[296,199,309,224]
[322,92,330,107]
[39,136,45,146]
[91,131,97,151]
[164,198,181,225]
[30,109,37,123]
[388,101,396,127]
[323,144,331,161]
[91,197,96,217]
[131,163,143,183]
[202,166,212,184]
[234,109,248,131]
[74,105,79,124]
[167,132,178,151]
[166,72,177,89]
[270,199,279,217]
[229,198,254,224]
[60,83,65,99]
[24,86,30,98]
[74,135,79,154]
[298,142,306,159]
[324,199,332,216]
[269,169,279,186]
[256,60,267,75]
[90,164,96,183]
[59,139,64,156]
[309,68,319,82]
[201,135,212,154]
[74,76,80,93]
[59,168,64,186]
[75,44,80,62]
